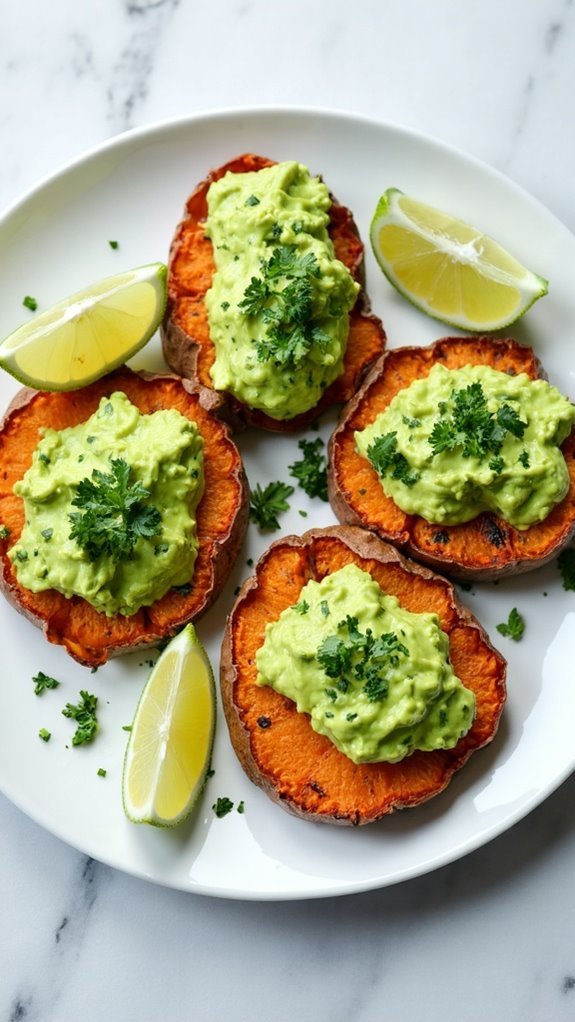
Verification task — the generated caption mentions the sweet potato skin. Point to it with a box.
[220,525,506,825]
[0,369,249,666]
[161,153,386,432]
[328,336,575,581]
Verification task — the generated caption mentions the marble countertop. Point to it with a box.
[2,1,575,1019]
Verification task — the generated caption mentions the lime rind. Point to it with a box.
[122,623,216,829]
[369,188,548,332]
[0,263,168,391]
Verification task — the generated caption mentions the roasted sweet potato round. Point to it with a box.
[328,336,575,581]
[220,525,506,825]
[0,368,248,667]
[161,153,386,431]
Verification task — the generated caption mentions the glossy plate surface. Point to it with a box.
[0,109,574,900]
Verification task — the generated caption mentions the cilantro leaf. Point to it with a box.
[249,480,294,530]
[68,458,162,563]
[288,438,328,501]
[212,796,234,818]
[32,670,60,695]
[238,245,330,368]
[366,432,420,487]
[317,634,354,679]
[496,608,525,641]
[293,599,309,615]
[429,383,527,462]
[316,619,409,703]
[62,690,99,745]
[497,403,527,439]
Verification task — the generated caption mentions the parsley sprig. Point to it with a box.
[317,616,409,703]
[238,245,330,368]
[496,607,525,641]
[366,432,420,487]
[69,458,161,563]
[62,690,99,746]
[429,383,527,460]
[288,438,328,501]
[249,480,294,530]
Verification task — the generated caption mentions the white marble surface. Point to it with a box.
[2,1,575,1019]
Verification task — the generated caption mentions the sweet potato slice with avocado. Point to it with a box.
[0,368,248,666]
[328,336,575,581]
[220,525,506,825]
[161,153,386,431]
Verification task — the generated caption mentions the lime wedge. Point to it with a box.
[122,624,216,828]
[370,189,548,331]
[0,263,167,390]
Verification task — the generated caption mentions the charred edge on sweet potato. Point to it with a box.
[220,525,506,826]
[0,368,249,667]
[161,153,386,432]
[328,336,575,581]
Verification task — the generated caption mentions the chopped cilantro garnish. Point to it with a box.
[62,690,99,746]
[237,801,245,814]
[238,245,330,368]
[0,525,10,540]
[558,548,575,591]
[288,437,328,501]
[23,295,38,311]
[429,383,527,460]
[38,728,51,742]
[489,456,505,474]
[320,600,330,618]
[108,240,119,249]
[249,480,294,530]
[32,671,60,695]
[41,528,53,541]
[518,450,530,468]
[366,432,420,487]
[212,796,234,818]
[317,617,409,703]
[293,599,309,615]
[245,194,260,206]
[97,767,107,777]
[496,608,525,641]
[68,458,162,563]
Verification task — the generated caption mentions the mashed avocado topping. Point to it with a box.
[355,363,575,529]
[204,161,359,419]
[256,563,474,764]
[9,392,204,616]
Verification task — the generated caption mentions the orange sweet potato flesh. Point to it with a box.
[220,525,506,825]
[0,368,248,667]
[328,336,575,581]
[161,153,386,431]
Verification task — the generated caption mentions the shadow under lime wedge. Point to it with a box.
[0,263,167,391]
[122,624,216,828]
[370,189,548,332]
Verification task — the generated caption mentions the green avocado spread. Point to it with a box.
[256,563,475,764]
[9,392,204,616]
[355,363,575,529]
[204,161,359,419]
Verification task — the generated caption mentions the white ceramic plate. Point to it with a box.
[1,108,574,901]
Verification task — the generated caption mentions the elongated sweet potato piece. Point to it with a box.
[220,525,506,825]
[0,368,248,666]
[328,336,575,581]
[161,153,386,431]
